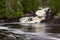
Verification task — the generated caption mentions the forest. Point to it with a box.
[0,0,60,22]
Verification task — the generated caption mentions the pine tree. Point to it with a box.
[6,0,24,19]
[46,0,60,15]
[0,0,6,18]
[21,0,39,13]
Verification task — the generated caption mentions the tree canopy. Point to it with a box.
[46,0,60,15]
[0,0,6,18]
[0,0,60,19]
[21,0,39,12]
[5,0,24,19]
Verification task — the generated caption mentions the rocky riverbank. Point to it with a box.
[46,18,60,24]
[0,19,19,23]
[0,17,60,24]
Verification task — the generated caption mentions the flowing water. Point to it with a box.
[0,22,60,40]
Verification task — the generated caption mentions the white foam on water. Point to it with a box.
[0,26,8,30]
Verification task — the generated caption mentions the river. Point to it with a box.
[0,22,60,40]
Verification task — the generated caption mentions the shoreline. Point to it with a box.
[0,19,19,23]
[0,18,60,24]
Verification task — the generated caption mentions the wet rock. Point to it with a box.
[0,20,4,23]
[0,30,25,40]
[0,30,16,40]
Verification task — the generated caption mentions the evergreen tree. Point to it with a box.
[21,0,39,13]
[6,0,24,19]
[46,0,60,15]
[0,0,6,18]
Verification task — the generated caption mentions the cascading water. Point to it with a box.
[1,0,59,40]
